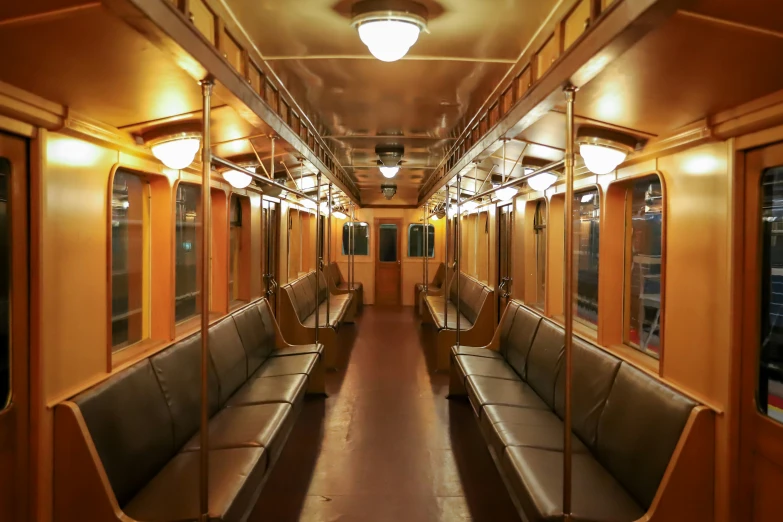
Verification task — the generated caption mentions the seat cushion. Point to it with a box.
[451,345,504,360]
[226,374,307,408]
[429,300,473,330]
[182,403,293,461]
[479,406,587,458]
[271,343,323,358]
[455,355,521,382]
[466,376,548,417]
[302,299,348,327]
[124,447,267,522]
[252,353,318,379]
[502,446,644,522]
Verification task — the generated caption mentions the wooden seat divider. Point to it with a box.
[328,261,363,310]
[54,298,325,522]
[279,270,355,369]
[421,271,495,372]
[448,299,715,522]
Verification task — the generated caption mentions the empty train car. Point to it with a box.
[1,0,782,521]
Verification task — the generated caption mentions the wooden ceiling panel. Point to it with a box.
[573,12,783,136]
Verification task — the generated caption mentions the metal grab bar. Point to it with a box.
[211,156,319,204]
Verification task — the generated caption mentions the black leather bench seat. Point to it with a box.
[270,343,323,358]
[124,447,267,522]
[252,353,318,379]
[226,374,307,407]
[450,300,699,522]
[423,272,490,331]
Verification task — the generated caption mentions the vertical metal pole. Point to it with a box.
[422,204,427,290]
[456,175,462,346]
[269,136,275,183]
[315,173,321,343]
[563,85,577,521]
[198,79,213,522]
[425,202,429,289]
[444,186,450,324]
[265,139,274,301]
[351,205,356,291]
[327,184,332,326]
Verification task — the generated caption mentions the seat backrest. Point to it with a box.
[208,316,249,405]
[73,360,175,507]
[431,263,446,288]
[448,273,487,325]
[150,334,221,449]
[497,300,521,353]
[317,270,329,303]
[503,305,542,376]
[524,319,564,409]
[292,276,315,320]
[232,303,275,375]
[329,262,344,285]
[553,338,621,448]
[595,363,696,509]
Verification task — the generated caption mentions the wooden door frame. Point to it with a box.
[739,141,783,520]
[374,217,402,305]
[0,131,29,522]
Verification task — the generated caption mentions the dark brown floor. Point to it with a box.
[250,306,520,522]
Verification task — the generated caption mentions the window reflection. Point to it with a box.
[342,222,369,256]
[760,166,783,423]
[624,176,663,357]
[175,184,201,323]
[111,170,147,351]
[534,200,547,310]
[408,224,435,258]
[574,189,600,328]
[229,196,242,303]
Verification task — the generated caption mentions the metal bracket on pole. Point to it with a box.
[198,78,213,522]
[563,84,577,522]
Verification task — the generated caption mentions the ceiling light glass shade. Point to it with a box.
[332,211,348,220]
[222,169,252,189]
[151,137,201,170]
[527,172,558,192]
[429,214,439,221]
[320,201,330,213]
[380,166,399,178]
[579,143,628,174]
[462,200,478,213]
[300,198,317,210]
[448,206,457,218]
[357,20,422,62]
[495,186,518,201]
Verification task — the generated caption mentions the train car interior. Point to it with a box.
[2,0,783,521]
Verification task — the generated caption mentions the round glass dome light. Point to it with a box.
[300,198,318,210]
[150,134,201,170]
[352,2,428,63]
[527,172,558,192]
[222,169,253,189]
[579,143,628,175]
[332,210,348,220]
[495,186,518,201]
[380,165,400,178]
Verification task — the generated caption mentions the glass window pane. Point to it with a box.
[574,189,600,328]
[229,196,242,302]
[342,222,369,255]
[760,166,783,423]
[534,200,547,310]
[111,170,147,351]
[0,158,9,408]
[624,176,663,357]
[379,224,398,262]
[175,184,201,323]
[408,224,435,258]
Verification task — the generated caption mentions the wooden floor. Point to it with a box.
[251,305,520,521]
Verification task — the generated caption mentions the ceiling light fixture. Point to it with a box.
[333,210,348,220]
[351,0,428,62]
[148,132,201,170]
[527,172,558,192]
[577,126,639,175]
[380,165,399,178]
[222,169,253,189]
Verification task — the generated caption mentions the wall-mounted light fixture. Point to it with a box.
[351,0,428,62]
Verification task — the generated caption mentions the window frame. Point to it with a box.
[173,181,203,326]
[108,168,151,356]
[573,186,601,331]
[342,222,370,256]
[228,193,251,306]
[407,223,435,258]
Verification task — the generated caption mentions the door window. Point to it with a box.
[760,166,783,423]
[379,224,398,262]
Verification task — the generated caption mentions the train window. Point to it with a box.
[110,170,148,352]
[574,188,600,328]
[408,224,434,258]
[623,175,663,357]
[533,199,547,310]
[342,222,369,255]
[175,183,202,323]
[760,166,783,423]
[229,195,245,304]
[0,158,9,409]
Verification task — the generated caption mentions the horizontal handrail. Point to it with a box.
[212,156,318,203]
[458,160,565,206]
